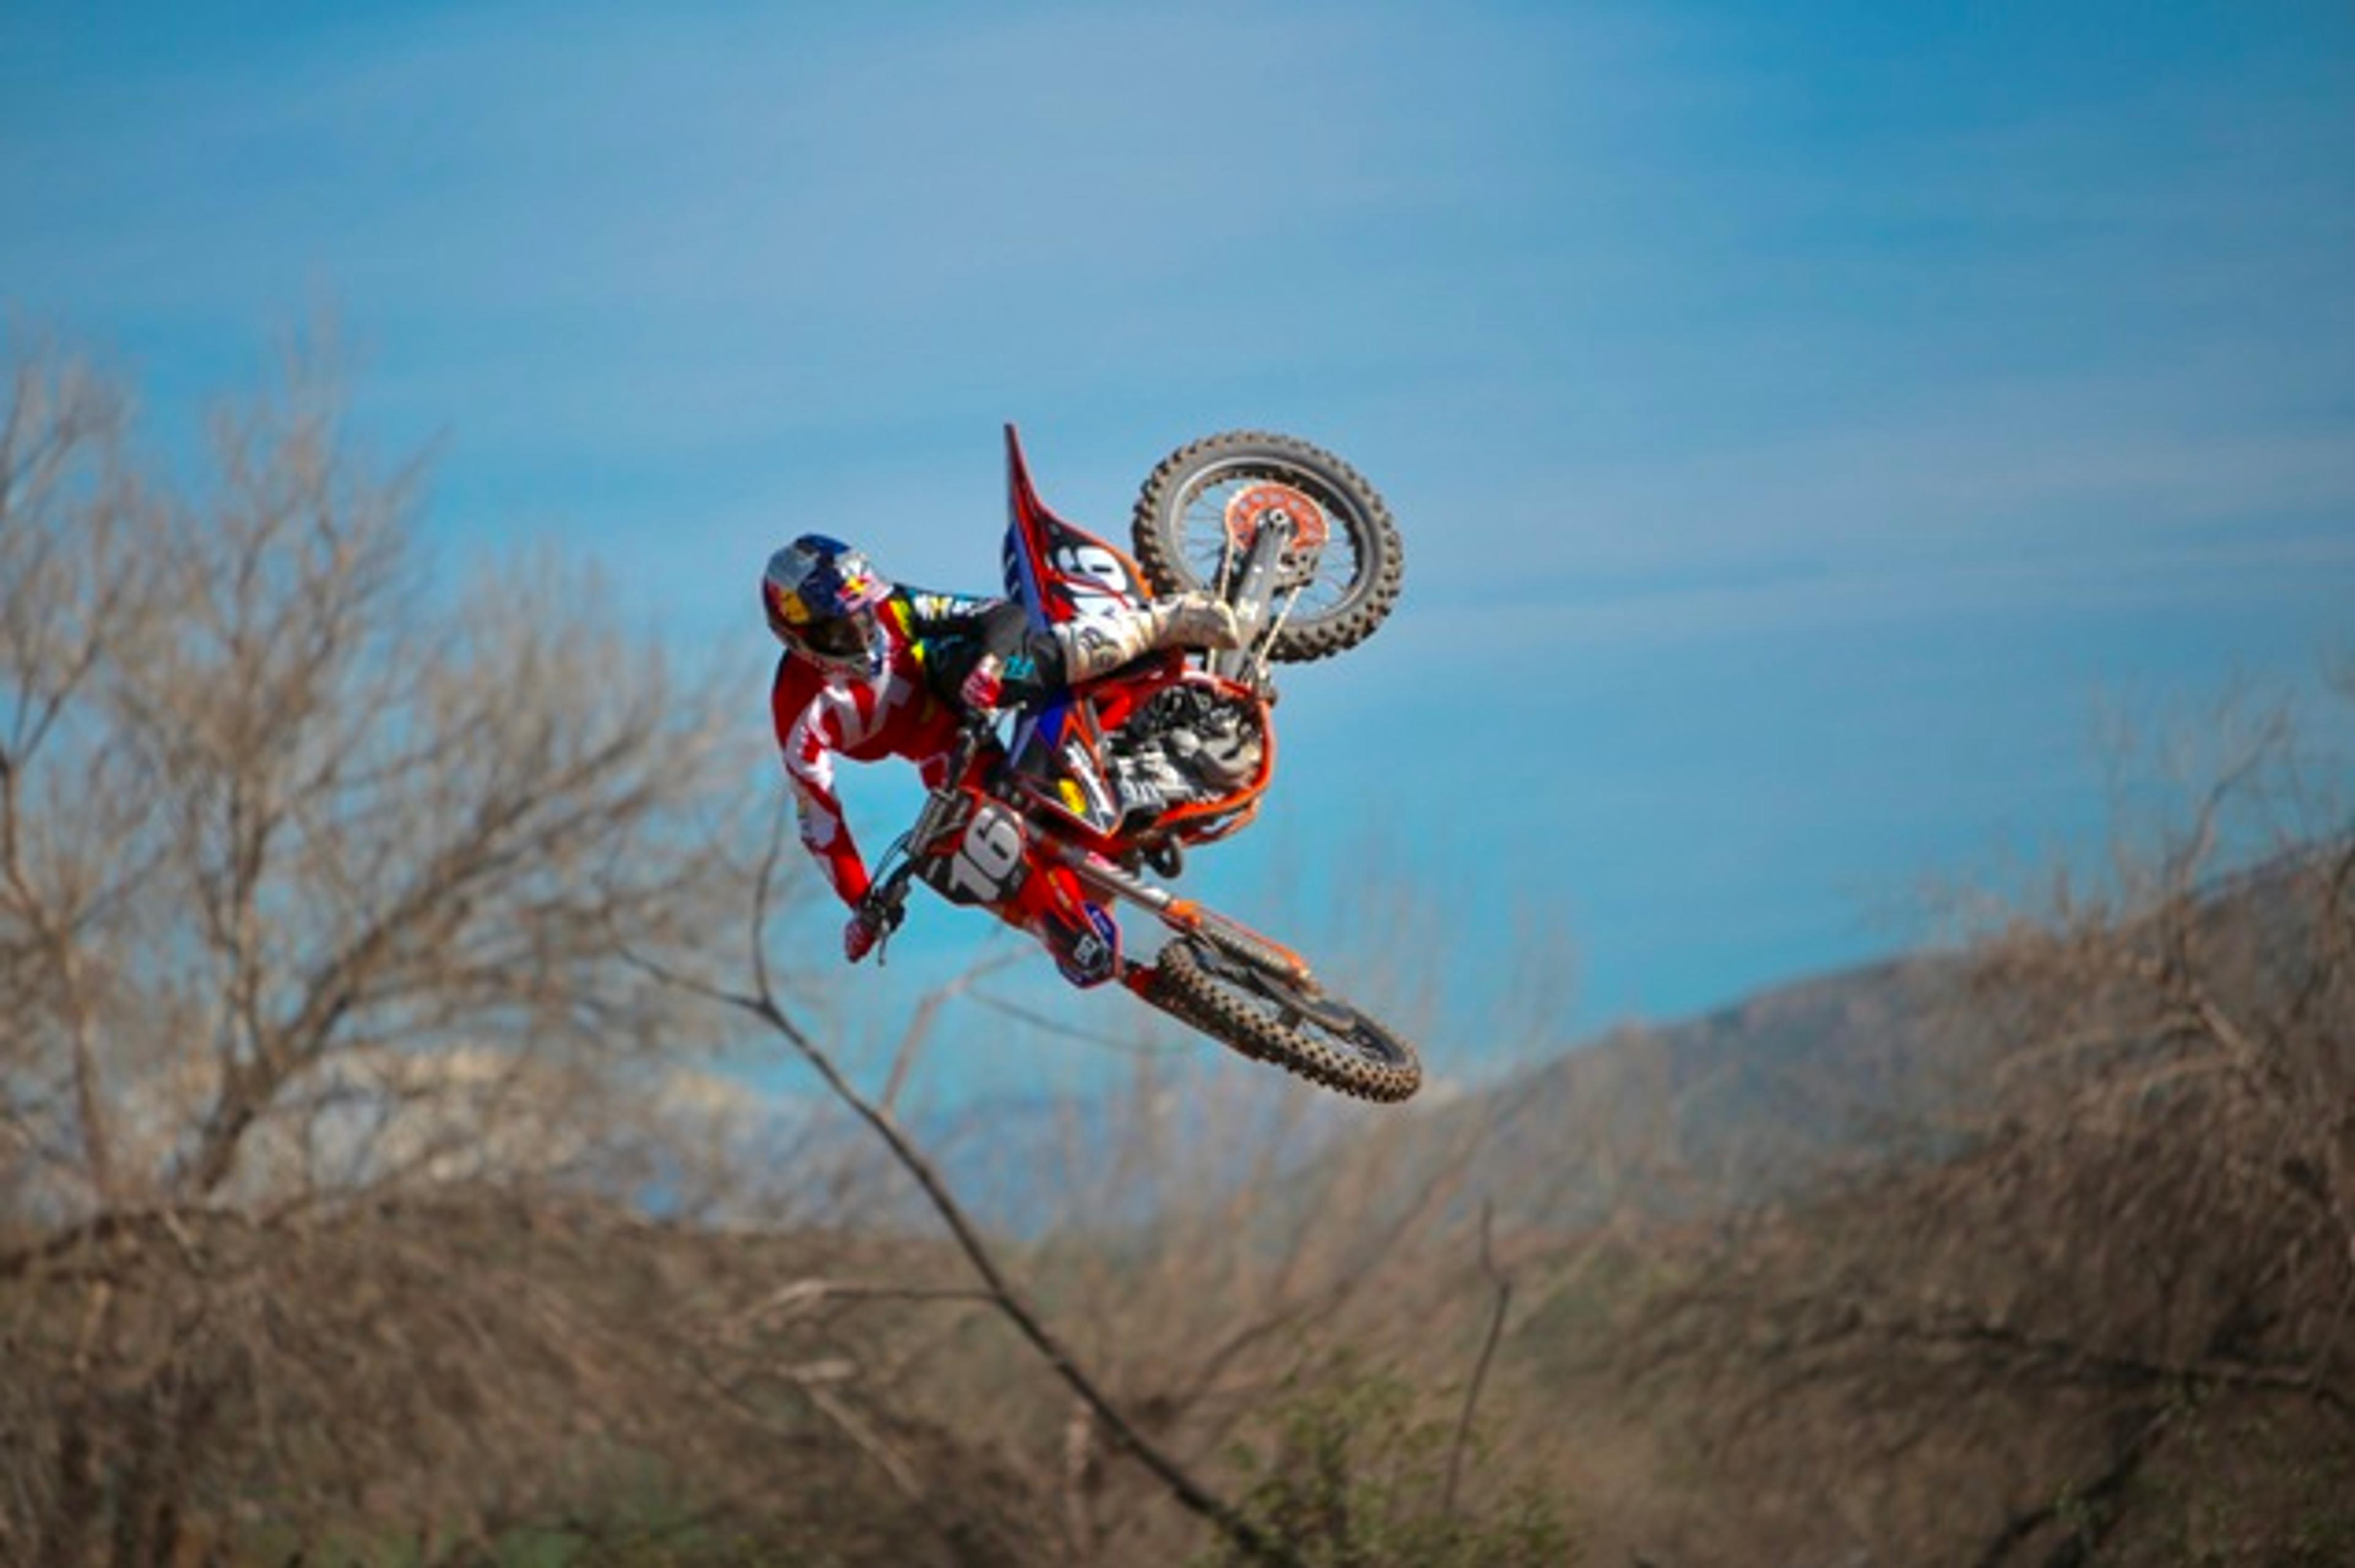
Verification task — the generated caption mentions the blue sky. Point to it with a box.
[7,1,2353,1087]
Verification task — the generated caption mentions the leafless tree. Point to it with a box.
[0,337,760,1223]
[0,335,994,1562]
[1590,686,2355,1567]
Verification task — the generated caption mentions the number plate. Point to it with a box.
[918,802,1032,906]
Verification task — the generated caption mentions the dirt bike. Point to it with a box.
[859,426,1422,1103]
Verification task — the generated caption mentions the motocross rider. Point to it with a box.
[764,533,1242,986]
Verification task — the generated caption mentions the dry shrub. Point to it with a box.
[1557,692,2355,1566]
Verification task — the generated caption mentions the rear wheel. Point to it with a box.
[1131,432,1404,664]
[1141,937,1422,1103]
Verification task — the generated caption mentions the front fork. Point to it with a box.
[1208,511,1295,686]
[1033,835,1319,997]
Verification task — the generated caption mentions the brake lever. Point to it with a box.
[860,879,910,967]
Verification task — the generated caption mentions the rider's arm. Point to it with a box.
[916,600,1061,711]
[895,586,999,638]
[773,677,872,908]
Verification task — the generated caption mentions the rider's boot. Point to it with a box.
[1052,592,1243,684]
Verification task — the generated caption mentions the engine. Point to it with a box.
[1103,684,1265,822]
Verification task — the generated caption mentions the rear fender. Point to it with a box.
[1001,423,1154,632]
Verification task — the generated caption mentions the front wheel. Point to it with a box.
[1131,432,1404,664]
[1141,937,1422,1103]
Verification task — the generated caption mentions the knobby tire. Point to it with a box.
[1131,430,1405,664]
[1142,938,1422,1104]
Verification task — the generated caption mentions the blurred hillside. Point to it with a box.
[889,951,1989,1247]
[1368,950,1991,1229]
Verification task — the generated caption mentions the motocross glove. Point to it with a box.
[960,653,1004,713]
[843,908,884,964]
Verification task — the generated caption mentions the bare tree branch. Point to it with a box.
[1445,1199,1514,1518]
[635,846,1302,1567]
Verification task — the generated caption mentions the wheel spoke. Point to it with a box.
[1134,433,1401,666]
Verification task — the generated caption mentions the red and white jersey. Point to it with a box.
[769,588,992,906]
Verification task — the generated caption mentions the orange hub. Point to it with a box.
[1222,482,1329,557]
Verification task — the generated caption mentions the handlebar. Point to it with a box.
[855,708,1003,963]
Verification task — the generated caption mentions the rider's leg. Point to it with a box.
[1049,592,1243,684]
